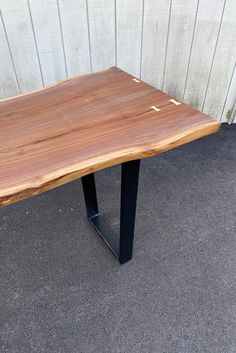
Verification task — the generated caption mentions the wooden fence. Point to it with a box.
[0,0,236,122]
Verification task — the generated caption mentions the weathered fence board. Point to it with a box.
[28,0,67,85]
[0,0,43,92]
[183,0,225,111]
[116,0,143,77]
[141,0,171,88]
[87,0,116,71]
[163,0,198,99]
[0,0,235,121]
[58,0,91,77]
[203,0,236,121]
[0,11,19,98]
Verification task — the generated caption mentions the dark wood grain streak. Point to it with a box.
[0,67,220,206]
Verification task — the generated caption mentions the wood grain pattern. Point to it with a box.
[0,1,236,122]
[0,67,220,206]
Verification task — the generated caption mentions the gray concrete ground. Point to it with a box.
[0,124,235,353]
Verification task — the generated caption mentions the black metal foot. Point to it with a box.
[81,159,140,264]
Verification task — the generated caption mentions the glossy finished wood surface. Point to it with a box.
[0,67,220,206]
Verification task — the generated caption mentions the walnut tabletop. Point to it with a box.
[0,67,220,206]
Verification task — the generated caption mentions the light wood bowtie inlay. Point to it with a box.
[169,98,181,105]
[0,67,220,206]
[150,105,160,112]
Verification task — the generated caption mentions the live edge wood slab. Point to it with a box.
[0,67,220,207]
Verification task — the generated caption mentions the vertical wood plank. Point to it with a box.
[184,0,225,112]
[203,0,236,121]
[28,0,67,85]
[163,0,198,99]
[87,0,116,71]
[0,11,20,98]
[141,0,171,88]
[221,63,236,122]
[116,0,143,77]
[0,0,43,93]
[58,0,91,77]
[228,100,236,123]
[0,0,236,121]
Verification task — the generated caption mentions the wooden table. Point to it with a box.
[0,67,221,264]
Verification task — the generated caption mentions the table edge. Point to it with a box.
[0,120,221,207]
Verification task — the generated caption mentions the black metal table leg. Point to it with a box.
[119,160,140,264]
[81,159,140,264]
[81,173,99,219]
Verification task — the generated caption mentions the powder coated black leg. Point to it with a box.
[81,173,99,219]
[81,159,140,264]
[119,160,140,264]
